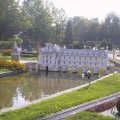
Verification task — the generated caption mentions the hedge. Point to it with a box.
[0,60,26,71]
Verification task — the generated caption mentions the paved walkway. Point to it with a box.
[20,60,37,63]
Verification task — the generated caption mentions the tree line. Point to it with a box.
[0,0,67,48]
[65,13,120,49]
[0,0,120,50]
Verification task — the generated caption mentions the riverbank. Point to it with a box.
[0,69,10,73]
[0,70,26,78]
[0,73,120,120]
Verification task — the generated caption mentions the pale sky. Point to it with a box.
[51,0,120,20]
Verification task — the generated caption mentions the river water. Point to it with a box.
[0,71,96,110]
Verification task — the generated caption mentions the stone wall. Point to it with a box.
[86,97,120,112]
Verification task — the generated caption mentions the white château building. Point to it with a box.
[38,43,108,72]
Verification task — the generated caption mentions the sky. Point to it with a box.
[51,0,120,20]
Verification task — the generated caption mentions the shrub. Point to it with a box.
[0,60,7,68]
[0,60,26,71]
[2,49,12,56]
[0,38,23,50]
[116,100,120,113]
[99,68,106,77]
[0,41,13,50]
[78,68,83,77]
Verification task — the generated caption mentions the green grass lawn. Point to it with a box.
[0,54,11,60]
[0,73,120,120]
[21,56,37,61]
[0,68,10,73]
[0,54,37,61]
[65,111,117,120]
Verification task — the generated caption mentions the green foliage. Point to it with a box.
[65,111,116,120]
[116,100,120,113]
[0,73,120,120]
[0,0,28,40]
[66,12,120,49]
[99,68,106,77]
[65,20,73,48]
[0,0,120,49]
[78,68,83,77]
[22,0,52,45]
[0,68,10,73]
[0,39,22,50]
[0,41,13,50]
[13,36,23,45]
[67,66,72,78]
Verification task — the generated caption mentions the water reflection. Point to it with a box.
[0,71,96,110]
[12,88,30,107]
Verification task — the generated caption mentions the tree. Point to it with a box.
[72,16,90,45]
[0,0,28,40]
[86,18,101,42]
[22,0,53,46]
[49,6,67,44]
[78,68,83,77]
[99,68,106,77]
[101,13,120,47]
[116,100,120,113]
[65,20,73,48]
[22,0,67,47]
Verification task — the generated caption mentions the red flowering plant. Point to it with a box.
[2,49,12,56]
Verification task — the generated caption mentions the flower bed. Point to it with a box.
[2,49,12,56]
[0,60,26,72]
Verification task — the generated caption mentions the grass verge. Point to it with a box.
[0,54,37,61]
[65,111,117,120]
[0,69,10,73]
[21,56,37,61]
[0,73,120,120]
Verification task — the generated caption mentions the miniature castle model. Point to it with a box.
[38,43,108,72]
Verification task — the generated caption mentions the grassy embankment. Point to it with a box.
[0,69,10,73]
[65,111,117,120]
[0,73,120,120]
